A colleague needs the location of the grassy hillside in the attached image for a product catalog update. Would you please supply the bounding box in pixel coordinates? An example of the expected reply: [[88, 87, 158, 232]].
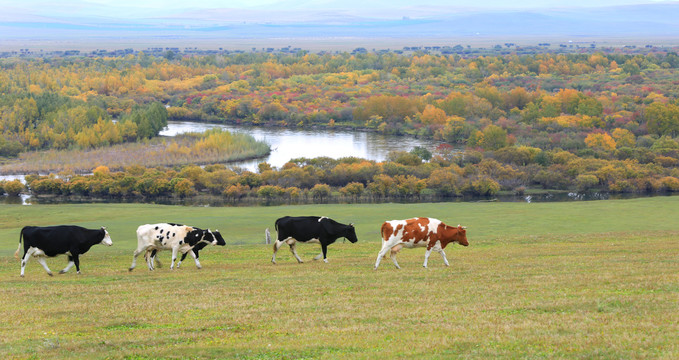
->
[[1, 199, 678, 359]]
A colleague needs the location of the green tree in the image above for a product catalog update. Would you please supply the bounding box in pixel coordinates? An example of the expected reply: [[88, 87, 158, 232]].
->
[[480, 125, 508, 151]]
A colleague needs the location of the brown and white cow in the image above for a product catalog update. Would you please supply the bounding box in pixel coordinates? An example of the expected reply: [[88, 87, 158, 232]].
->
[[374, 217, 468, 269]]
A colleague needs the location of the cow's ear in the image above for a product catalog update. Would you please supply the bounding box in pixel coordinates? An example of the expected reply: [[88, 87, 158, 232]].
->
[[349, 223, 354, 227]]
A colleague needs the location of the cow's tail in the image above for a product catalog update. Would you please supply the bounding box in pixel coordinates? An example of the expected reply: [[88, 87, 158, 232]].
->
[[14, 228, 24, 260], [379, 223, 391, 259]]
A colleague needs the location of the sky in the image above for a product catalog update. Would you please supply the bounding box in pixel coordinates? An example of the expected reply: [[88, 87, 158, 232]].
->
[[2, 0, 672, 21]]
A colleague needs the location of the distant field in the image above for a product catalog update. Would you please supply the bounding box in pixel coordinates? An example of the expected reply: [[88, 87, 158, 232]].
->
[[1, 199, 678, 359]]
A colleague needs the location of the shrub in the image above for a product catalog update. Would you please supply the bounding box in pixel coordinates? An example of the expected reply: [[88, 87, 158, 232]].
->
[[310, 184, 331, 201], [575, 174, 599, 192], [3, 180, 25, 196]]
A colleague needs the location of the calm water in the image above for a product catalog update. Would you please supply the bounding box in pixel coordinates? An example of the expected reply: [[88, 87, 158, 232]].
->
[[160, 121, 439, 170]]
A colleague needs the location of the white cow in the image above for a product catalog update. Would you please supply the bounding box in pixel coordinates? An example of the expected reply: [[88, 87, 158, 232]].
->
[[129, 223, 210, 271]]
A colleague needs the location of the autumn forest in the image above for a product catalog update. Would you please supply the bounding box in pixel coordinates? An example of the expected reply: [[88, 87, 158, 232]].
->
[[2, 46, 679, 202]]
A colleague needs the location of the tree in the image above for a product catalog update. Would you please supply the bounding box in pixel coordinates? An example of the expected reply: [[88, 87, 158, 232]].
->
[[3, 180, 24, 196], [611, 128, 636, 148], [310, 183, 331, 201], [585, 132, 616, 151], [410, 146, 432, 161], [339, 182, 364, 200], [645, 102, 679, 136], [479, 125, 508, 151]]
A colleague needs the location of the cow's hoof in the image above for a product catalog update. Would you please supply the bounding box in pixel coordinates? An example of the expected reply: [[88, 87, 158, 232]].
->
[[323, 259, 328, 263], [59, 270, 66, 274], [20, 274, 24, 277], [128, 268, 134, 272], [76, 271, 81, 275], [271, 260, 276, 264], [47, 272, 53, 276]]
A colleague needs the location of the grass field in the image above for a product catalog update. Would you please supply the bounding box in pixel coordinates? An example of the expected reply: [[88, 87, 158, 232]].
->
[[1, 198, 678, 359]]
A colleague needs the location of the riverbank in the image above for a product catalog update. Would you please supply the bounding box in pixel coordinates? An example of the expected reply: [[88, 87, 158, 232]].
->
[[0, 129, 270, 175]]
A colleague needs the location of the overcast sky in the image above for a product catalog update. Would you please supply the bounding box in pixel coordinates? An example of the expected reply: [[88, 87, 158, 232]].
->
[[3, 0, 672, 20]]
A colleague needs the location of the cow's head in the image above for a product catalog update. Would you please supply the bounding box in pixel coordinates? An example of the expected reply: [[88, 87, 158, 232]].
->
[[100, 227, 113, 246], [211, 230, 226, 246], [456, 225, 468, 246], [203, 229, 226, 246], [344, 223, 359, 243]]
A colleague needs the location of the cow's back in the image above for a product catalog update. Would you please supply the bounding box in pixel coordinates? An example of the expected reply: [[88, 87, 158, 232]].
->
[[21, 225, 85, 256], [381, 217, 442, 247], [275, 216, 323, 241]]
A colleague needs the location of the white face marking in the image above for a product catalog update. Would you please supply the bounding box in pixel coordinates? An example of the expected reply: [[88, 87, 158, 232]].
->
[[101, 230, 113, 246]]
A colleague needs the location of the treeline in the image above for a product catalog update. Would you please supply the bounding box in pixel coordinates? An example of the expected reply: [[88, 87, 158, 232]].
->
[[3, 49, 679, 201], [3, 50, 679, 158], [0, 93, 167, 155], [7, 141, 679, 202]]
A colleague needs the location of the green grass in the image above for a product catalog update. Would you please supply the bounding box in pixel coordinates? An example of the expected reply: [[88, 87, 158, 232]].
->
[[1, 198, 678, 359]]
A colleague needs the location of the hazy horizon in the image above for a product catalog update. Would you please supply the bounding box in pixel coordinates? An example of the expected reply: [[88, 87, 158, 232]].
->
[[2, 0, 678, 51]]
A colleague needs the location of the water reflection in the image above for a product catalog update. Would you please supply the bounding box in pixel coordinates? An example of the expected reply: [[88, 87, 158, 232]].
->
[[160, 121, 438, 170]]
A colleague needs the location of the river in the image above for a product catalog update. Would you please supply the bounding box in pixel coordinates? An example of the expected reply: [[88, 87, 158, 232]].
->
[[159, 121, 440, 170]]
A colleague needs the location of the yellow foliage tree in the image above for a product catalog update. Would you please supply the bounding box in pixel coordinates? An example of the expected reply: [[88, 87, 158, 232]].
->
[[585, 132, 616, 151], [611, 128, 636, 147]]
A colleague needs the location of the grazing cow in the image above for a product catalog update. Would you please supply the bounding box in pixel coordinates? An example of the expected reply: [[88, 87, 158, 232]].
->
[[145, 227, 226, 270], [129, 223, 224, 271], [268, 216, 358, 264], [14, 225, 113, 277], [374, 217, 468, 270]]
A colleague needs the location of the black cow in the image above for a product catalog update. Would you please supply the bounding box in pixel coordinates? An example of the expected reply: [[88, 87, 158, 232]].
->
[[15, 225, 113, 277], [268, 216, 358, 264], [142, 226, 226, 270]]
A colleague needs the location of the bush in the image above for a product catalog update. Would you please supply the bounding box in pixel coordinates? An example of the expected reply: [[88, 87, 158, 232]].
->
[[575, 174, 599, 192], [660, 176, 679, 192], [3, 180, 25, 196], [310, 184, 331, 201]]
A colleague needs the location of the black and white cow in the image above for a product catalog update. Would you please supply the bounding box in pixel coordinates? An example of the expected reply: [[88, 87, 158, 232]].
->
[[129, 223, 225, 271], [14, 225, 113, 277], [145, 226, 226, 270], [268, 216, 358, 264]]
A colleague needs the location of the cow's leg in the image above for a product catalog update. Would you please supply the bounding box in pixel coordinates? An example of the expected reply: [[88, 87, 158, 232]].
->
[[144, 250, 156, 270], [271, 240, 284, 264], [187, 250, 202, 269], [289, 241, 304, 263], [389, 245, 403, 269], [176, 252, 186, 268], [319, 243, 329, 263], [130, 248, 144, 271], [20, 248, 34, 277], [438, 249, 450, 266], [72, 254, 81, 274], [423, 248, 434, 268], [374, 242, 396, 270], [170, 246, 179, 269], [36, 257, 53, 276], [60, 255, 75, 274]]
